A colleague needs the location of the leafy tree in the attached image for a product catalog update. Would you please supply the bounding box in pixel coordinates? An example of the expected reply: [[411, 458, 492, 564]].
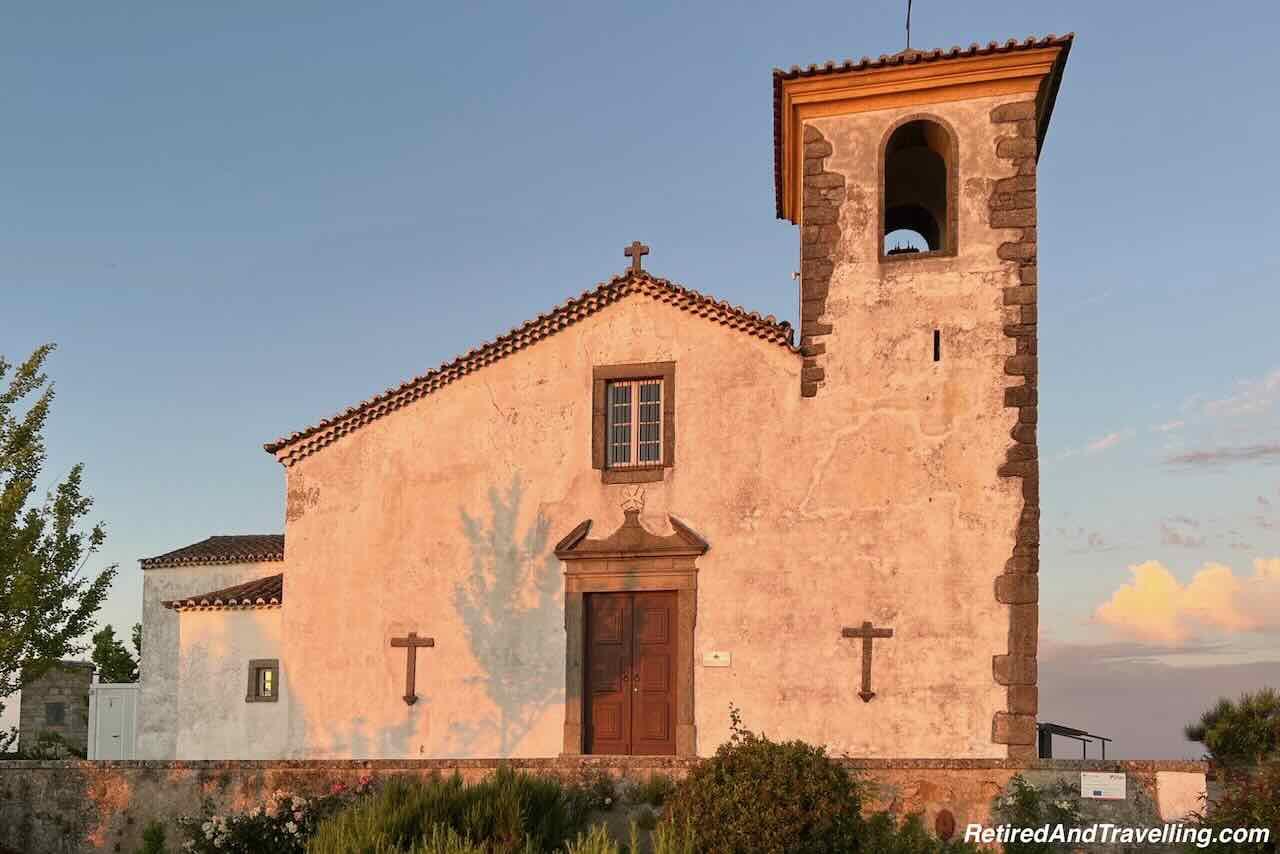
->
[[1185, 687, 1280, 767], [1186, 763, 1280, 853], [0, 344, 117, 751], [92, 623, 138, 683]]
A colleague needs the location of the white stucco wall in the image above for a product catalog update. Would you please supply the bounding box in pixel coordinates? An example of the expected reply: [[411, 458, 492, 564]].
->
[[175, 608, 287, 759], [136, 561, 283, 759]]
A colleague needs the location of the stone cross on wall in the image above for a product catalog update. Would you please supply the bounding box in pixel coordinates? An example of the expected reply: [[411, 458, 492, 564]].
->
[[624, 241, 649, 273], [841, 621, 894, 702], [390, 631, 435, 706]]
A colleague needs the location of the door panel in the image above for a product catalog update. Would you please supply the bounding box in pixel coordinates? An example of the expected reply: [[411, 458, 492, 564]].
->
[[631, 592, 677, 755], [585, 591, 678, 756], [586, 594, 631, 755]]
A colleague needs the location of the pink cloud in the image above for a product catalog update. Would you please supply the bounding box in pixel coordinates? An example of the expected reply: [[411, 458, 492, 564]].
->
[[1086, 429, 1134, 454], [1094, 558, 1280, 644], [1202, 368, 1280, 418]]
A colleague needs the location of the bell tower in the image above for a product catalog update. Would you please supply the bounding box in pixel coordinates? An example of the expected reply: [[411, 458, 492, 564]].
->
[[773, 36, 1071, 759]]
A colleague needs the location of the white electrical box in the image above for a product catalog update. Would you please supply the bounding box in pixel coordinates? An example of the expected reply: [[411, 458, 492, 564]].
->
[[88, 682, 139, 760]]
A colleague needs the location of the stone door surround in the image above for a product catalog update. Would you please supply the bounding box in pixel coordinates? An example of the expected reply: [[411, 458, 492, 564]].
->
[[554, 509, 708, 757]]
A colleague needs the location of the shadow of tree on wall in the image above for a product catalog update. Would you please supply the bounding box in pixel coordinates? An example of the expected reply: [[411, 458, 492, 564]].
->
[[450, 475, 564, 756]]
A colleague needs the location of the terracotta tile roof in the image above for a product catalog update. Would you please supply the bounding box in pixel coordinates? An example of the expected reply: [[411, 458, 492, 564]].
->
[[162, 573, 283, 611], [772, 33, 1075, 218], [264, 270, 797, 467], [141, 535, 285, 569]]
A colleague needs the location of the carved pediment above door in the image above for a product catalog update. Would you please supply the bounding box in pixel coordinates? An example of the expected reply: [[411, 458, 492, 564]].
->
[[554, 510, 708, 562]]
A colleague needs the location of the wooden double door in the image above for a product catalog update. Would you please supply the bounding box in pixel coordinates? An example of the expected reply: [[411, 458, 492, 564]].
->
[[585, 591, 677, 755]]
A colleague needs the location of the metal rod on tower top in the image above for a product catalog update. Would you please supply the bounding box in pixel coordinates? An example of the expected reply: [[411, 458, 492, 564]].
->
[[906, 0, 913, 50]]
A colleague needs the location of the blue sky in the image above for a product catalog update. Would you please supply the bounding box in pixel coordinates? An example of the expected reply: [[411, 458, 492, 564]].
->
[[3, 1, 1278, 755]]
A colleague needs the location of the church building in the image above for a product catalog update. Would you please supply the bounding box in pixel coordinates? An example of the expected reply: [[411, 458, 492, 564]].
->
[[136, 34, 1071, 761]]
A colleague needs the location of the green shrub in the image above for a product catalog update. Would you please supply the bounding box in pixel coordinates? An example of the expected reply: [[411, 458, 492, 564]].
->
[[406, 825, 537, 854], [991, 775, 1082, 854], [18, 730, 86, 759], [649, 819, 696, 854], [856, 812, 982, 854], [571, 769, 618, 813], [663, 705, 861, 854], [563, 825, 617, 854], [307, 768, 585, 854], [622, 774, 676, 808], [1185, 764, 1280, 853], [136, 820, 167, 854]]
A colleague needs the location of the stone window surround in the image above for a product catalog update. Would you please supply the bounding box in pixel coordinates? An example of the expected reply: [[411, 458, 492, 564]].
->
[[245, 659, 279, 703], [591, 362, 675, 484], [878, 112, 961, 264]]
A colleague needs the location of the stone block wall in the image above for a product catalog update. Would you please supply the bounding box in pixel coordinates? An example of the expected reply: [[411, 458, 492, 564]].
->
[[18, 662, 95, 756], [0, 757, 1206, 853]]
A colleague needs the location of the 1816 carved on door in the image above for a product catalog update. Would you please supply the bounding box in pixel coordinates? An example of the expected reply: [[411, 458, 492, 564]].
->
[[585, 591, 677, 755]]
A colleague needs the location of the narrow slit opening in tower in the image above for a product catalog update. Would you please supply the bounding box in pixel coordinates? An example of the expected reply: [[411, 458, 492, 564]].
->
[[933, 329, 941, 362], [883, 119, 951, 255]]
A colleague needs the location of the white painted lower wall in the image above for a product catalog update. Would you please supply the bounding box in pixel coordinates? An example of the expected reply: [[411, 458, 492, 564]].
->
[[175, 609, 288, 759], [136, 560, 282, 759]]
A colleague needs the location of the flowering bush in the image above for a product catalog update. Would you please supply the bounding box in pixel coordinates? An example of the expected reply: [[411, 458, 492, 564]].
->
[[178, 775, 374, 854], [569, 768, 617, 813]]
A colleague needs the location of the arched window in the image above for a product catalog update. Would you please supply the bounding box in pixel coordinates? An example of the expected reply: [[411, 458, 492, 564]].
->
[[882, 119, 954, 257]]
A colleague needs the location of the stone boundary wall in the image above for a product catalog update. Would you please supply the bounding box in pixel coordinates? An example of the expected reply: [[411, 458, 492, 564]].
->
[[0, 758, 1207, 854]]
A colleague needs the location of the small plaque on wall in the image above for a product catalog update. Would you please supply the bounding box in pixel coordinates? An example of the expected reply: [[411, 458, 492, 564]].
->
[[1080, 772, 1126, 800], [702, 651, 731, 667]]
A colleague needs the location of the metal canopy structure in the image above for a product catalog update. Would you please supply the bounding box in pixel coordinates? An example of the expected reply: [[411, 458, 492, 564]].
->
[[1037, 722, 1113, 759]]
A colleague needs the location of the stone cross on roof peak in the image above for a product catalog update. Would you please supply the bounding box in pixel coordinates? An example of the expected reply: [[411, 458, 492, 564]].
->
[[624, 241, 649, 273]]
